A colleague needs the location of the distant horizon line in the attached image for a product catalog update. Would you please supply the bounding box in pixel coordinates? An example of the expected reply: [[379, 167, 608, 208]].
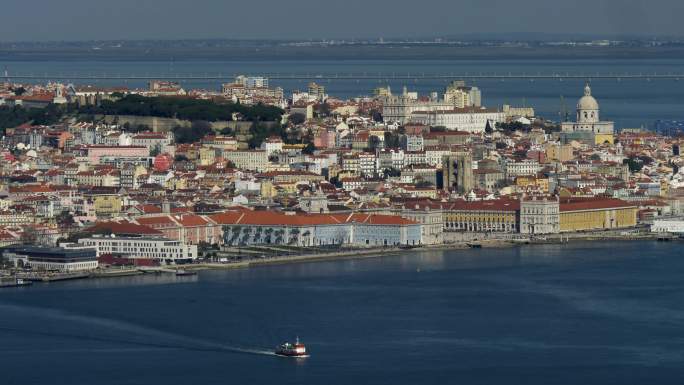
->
[[2, 33, 684, 45]]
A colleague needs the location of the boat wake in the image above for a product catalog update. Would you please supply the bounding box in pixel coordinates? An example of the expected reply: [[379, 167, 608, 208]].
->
[[0, 302, 274, 357]]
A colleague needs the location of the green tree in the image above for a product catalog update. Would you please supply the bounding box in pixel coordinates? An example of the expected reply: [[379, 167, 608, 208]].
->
[[366, 135, 382, 151], [288, 113, 306, 125], [55, 210, 75, 227], [302, 141, 316, 155], [382, 167, 401, 178], [172, 121, 212, 144], [384, 131, 401, 149], [150, 144, 162, 157], [317, 103, 331, 117], [624, 157, 644, 173]]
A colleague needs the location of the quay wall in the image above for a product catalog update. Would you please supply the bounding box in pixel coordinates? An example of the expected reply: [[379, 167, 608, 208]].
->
[[94, 115, 271, 133]]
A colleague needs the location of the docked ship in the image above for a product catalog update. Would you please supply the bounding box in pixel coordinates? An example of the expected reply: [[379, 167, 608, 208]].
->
[[275, 337, 308, 357]]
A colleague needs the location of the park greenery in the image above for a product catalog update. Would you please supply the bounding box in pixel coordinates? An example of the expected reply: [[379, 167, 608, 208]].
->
[[79, 95, 283, 122], [0, 96, 284, 136], [0, 105, 65, 135]]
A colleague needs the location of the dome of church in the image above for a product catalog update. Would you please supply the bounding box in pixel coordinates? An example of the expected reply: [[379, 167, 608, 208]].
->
[[577, 83, 599, 110]]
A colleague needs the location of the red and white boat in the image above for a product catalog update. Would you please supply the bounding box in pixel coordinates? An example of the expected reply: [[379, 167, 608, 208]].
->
[[275, 337, 308, 357]]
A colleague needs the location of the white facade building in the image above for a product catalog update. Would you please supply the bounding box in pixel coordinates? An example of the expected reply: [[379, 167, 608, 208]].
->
[[402, 135, 424, 152], [78, 236, 198, 261], [520, 197, 560, 234], [224, 150, 269, 171], [504, 159, 541, 179], [410, 108, 505, 133], [652, 219, 684, 234]]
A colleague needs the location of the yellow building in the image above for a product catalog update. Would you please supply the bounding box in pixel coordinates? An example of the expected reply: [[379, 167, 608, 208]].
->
[[515, 176, 550, 193], [199, 147, 217, 166], [165, 176, 188, 191], [545, 143, 574, 162], [260, 171, 325, 184], [399, 186, 438, 199], [594, 133, 614, 145], [90, 195, 122, 218], [260, 180, 276, 199], [559, 198, 637, 232]]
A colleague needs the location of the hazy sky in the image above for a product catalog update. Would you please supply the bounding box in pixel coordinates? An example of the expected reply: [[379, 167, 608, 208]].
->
[[1, 0, 682, 41]]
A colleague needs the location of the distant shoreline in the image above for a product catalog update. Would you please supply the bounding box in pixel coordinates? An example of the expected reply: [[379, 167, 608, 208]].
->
[[186, 232, 672, 271], [5, 234, 675, 286], [3, 46, 684, 62]]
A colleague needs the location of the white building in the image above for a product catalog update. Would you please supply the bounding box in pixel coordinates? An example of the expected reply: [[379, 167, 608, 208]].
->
[[402, 135, 424, 152], [520, 196, 560, 234], [261, 137, 284, 156], [504, 159, 541, 179], [224, 150, 269, 171], [130, 133, 173, 151], [424, 147, 452, 167], [377, 149, 405, 171], [410, 108, 505, 133], [215, 211, 422, 247], [381, 84, 483, 124], [235, 75, 269, 88], [358, 152, 378, 176], [404, 151, 427, 166], [78, 235, 197, 261], [652, 219, 684, 234], [561, 84, 614, 134]]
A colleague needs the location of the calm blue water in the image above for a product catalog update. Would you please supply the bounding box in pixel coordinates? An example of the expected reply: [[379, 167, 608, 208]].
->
[[2, 241, 684, 384], [3, 58, 684, 128]]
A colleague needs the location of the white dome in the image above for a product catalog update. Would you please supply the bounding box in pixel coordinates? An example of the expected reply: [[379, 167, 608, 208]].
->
[[577, 95, 599, 110], [577, 84, 599, 110]]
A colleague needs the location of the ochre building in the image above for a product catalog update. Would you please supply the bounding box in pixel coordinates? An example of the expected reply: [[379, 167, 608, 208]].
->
[[559, 198, 637, 232]]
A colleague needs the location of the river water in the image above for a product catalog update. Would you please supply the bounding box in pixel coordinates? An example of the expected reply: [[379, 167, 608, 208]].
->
[[4, 58, 684, 129], [1, 241, 684, 384]]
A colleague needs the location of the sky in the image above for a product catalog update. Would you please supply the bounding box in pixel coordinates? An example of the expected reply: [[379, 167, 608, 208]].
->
[[1, 0, 682, 41]]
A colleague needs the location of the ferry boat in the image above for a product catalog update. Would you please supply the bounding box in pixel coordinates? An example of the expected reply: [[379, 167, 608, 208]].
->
[[275, 337, 308, 357], [175, 269, 197, 276]]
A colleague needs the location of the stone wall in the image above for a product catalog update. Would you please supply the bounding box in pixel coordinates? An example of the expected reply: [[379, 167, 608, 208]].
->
[[95, 115, 267, 133]]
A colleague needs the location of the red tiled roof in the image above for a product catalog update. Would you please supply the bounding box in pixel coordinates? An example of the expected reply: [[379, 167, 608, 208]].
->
[[136, 216, 177, 228], [135, 204, 163, 214], [174, 214, 209, 227], [443, 199, 520, 212], [208, 209, 417, 227], [87, 221, 162, 236]]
